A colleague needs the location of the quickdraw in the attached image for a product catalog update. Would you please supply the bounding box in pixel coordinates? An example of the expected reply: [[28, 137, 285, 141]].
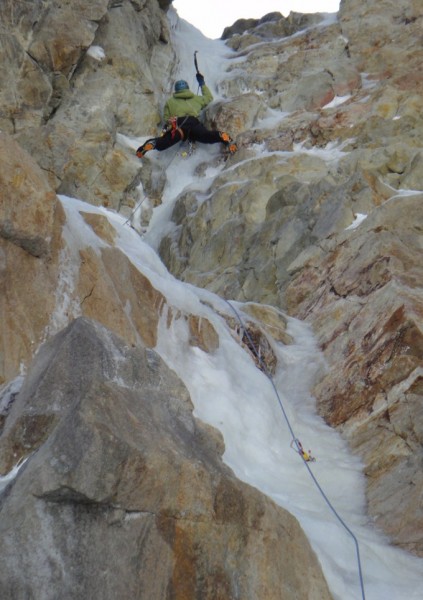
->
[[290, 438, 316, 462]]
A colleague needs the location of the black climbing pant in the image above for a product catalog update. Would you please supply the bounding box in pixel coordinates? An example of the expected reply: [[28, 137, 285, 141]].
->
[[154, 116, 222, 151]]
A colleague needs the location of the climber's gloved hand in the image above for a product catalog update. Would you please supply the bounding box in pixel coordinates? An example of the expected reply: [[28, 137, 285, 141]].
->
[[196, 72, 205, 86]]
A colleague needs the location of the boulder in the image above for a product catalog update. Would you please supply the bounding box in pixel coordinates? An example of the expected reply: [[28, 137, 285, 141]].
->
[[0, 318, 332, 600], [205, 93, 266, 138]]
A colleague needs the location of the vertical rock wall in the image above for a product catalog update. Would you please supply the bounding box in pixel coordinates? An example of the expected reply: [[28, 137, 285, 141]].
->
[[0, 0, 175, 209]]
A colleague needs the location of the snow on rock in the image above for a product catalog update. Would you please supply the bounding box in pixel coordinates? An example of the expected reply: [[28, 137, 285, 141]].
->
[[87, 45, 106, 61]]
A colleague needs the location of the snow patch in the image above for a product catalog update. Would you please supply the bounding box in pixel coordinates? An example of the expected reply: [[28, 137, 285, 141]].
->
[[345, 213, 367, 230], [293, 139, 348, 161], [322, 94, 351, 109], [87, 45, 106, 61], [0, 375, 24, 415], [0, 456, 29, 494]]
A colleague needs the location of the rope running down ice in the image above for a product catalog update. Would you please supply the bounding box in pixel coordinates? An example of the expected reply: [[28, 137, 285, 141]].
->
[[123, 195, 146, 227], [224, 299, 366, 600]]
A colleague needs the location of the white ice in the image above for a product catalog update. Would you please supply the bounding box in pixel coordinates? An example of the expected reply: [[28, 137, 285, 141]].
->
[[0, 456, 28, 494], [57, 188, 423, 600], [323, 94, 352, 109], [345, 212, 367, 230], [86, 45, 106, 61]]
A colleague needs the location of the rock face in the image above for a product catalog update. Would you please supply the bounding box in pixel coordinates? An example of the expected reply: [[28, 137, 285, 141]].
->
[[0, 133, 57, 258], [285, 191, 423, 556], [0, 83, 327, 595], [0, 318, 331, 600], [0, 129, 220, 385], [1, 0, 423, 594], [0, 0, 174, 210], [157, 1, 423, 557], [162, 5, 422, 303], [221, 11, 323, 42]]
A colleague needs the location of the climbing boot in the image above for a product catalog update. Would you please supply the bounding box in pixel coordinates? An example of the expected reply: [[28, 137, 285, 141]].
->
[[136, 139, 156, 158], [219, 131, 238, 154]]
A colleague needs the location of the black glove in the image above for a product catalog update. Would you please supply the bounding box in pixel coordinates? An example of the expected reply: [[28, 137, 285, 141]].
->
[[196, 72, 205, 86]]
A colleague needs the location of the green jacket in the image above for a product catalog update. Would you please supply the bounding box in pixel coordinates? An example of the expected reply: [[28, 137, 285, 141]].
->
[[163, 85, 213, 121]]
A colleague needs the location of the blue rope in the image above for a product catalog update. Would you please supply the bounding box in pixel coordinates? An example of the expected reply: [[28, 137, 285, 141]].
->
[[225, 300, 366, 600]]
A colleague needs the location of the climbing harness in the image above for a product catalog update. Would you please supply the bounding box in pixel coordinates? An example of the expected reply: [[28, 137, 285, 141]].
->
[[167, 116, 186, 141], [224, 299, 366, 600]]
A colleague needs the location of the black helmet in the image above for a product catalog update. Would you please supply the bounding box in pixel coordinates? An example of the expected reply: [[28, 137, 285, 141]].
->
[[174, 80, 189, 92]]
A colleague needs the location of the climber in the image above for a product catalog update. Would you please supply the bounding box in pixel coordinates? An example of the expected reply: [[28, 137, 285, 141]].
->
[[136, 73, 237, 158], [290, 439, 316, 462]]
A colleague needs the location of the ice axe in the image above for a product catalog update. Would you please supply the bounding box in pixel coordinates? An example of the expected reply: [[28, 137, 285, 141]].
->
[[193, 51, 205, 90], [194, 50, 200, 75]]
